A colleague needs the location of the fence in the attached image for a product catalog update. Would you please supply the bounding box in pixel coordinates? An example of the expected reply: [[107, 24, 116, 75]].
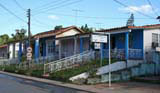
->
[[0, 58, 19, 66], [96, 49, 143, 60], [44, 50, 95, 74]]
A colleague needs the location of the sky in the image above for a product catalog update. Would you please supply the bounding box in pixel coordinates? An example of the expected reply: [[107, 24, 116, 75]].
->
[[0, 0, 160, 36]]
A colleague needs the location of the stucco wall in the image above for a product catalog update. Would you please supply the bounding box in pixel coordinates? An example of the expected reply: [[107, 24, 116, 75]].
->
[[143, 28, 160, 51], [9, 42, 24, 59], [56, 29, 80, 38], [9, 44, 13, 59]]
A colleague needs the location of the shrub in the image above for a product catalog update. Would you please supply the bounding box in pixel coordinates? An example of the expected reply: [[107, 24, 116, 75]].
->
[[31, 70, 43, 78], [16, 69, 28, 75], [4, 65, 17, 73]]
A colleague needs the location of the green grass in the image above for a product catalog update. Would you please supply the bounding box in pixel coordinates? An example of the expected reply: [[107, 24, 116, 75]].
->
[[49, 58, 117, 82], [0, 58, 118, 83]]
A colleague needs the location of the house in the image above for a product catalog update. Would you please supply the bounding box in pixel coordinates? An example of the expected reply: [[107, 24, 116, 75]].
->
[[0, 44, 8, 59], [1, 24, 160, 63], [0, 40, 26, 63], [33, 26, 89, 61], [98, 24, 160, 61]]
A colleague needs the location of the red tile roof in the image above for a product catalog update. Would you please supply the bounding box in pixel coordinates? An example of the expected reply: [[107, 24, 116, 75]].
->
[[98, 24, 160, 32], [34, 26, 84, 39]]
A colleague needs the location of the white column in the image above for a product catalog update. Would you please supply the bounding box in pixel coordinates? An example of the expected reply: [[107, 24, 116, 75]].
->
[[74, 37, 77, 55], [59, 40, 61, 59]]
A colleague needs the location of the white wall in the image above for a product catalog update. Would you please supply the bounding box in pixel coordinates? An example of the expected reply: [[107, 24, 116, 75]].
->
[[9, 44, 13, 59], [143, 28, 160, 51], [56, 29, 80, 38], [9, 42, 24, 59]]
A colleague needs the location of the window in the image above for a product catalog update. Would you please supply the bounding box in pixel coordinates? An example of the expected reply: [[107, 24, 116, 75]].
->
[[47, 40, 55, 55], [152, 33, 158, 43]]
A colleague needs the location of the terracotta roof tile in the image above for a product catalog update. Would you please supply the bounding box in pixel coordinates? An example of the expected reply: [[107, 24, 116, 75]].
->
[[34, 26, 84, 39], [98, 24, 160, 32]]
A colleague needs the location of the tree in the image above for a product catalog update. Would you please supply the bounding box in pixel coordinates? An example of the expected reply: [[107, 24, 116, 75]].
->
[[11, 28, 27, 41], [0, 34, 9, 45], [80, 24, 93, 33], [54, 25, 63, 30]]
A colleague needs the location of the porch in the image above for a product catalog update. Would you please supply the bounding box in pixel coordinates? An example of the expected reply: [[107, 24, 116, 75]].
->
[[33, 28, 144, 63], [97, 29, 144, 60], [33, 34, 91, 63]]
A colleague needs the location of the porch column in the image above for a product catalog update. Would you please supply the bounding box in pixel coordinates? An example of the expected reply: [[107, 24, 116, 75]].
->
[[13, 43, 15, 59], [42, 39, 46, 57], [74, 37, 77, 55], [35, 39, 39, 61], [100, 43, 104, 59], [80, 37, 83, 53], [100, 43, 104, 66], [125, 32, 129, 60], [59, 40, 61, 59], [18, 42, 22, 62]]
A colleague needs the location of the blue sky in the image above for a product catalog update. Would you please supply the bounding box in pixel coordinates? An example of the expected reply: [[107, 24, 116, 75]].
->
[[0, 0, 160, 36]]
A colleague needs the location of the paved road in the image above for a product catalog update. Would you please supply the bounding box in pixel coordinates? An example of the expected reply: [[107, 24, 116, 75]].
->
[[0, 74, 89, 93]]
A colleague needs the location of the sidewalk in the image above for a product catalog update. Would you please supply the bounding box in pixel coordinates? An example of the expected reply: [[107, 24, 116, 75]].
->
[[0, 71, 160, 93]]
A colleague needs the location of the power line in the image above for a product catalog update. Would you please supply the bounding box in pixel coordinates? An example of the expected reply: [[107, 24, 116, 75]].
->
[[33, 0, 83, 16], [44, 12, 155, 20], [13, 0, 26, 11], [113, 0, 155, 19], [146, 0, 159, 16], [32, 15, 53, 28], [0, 2, 26, 23], [33, 0, 65, 12]]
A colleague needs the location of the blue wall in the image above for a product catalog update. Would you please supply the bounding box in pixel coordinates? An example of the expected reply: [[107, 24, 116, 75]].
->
[[131, 29, 143, 49], [115, 34, 125, 49], [40, 36, 56, 57]]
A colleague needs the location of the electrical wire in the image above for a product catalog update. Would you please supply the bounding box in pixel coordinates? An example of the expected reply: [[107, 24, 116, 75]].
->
[[113, 0, 155, 19], [33, 0, 83, 16], [43, 12, 155, 20], [13, 0, 26, 11], [146, 0, 159, 16], [33, 0, 65, 12], [0, 2, 27, 23], [33, 0, 73, 15], [32, 15, 53, 28]]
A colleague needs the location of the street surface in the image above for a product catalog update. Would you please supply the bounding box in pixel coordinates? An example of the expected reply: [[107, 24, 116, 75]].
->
[[0, 73, 160, 93], [0, 74, 89, 93]]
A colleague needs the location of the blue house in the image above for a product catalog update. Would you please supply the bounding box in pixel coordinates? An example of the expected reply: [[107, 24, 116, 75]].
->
[[32, 24, 160, 62], [33, 26, 86, 62], [98, 24, 160, 61]]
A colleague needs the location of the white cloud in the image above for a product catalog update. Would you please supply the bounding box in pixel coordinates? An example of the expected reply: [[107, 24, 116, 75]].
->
[[119, 4, 154, 14], [48, 15, 59, 20]]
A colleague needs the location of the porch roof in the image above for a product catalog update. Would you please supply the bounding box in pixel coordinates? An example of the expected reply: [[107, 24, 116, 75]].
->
[[55, 33, 91, 40], [34, 26, 84, 39], [98, 24, 160, 33], [0, 44, 7, 48]]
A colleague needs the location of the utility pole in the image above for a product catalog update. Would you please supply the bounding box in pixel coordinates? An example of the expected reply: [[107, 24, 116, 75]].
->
[[27, 9, 32, 68], [72, 9, 83, 26], [27, 9, 31, 47]]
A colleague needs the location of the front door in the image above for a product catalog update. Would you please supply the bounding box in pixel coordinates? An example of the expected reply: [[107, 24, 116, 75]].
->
[[46, 40, 55, 56]]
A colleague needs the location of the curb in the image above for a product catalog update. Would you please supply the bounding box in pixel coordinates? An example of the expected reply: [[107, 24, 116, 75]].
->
[[0, 71, 98, 93]]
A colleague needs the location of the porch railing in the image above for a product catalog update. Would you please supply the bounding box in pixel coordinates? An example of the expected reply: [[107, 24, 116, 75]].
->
[[0, 58, 19, 66], [101, 49, 125, 60], [44, 50, 95, 74], [97, 49, 143, 60], [129, 49, 143, 59]]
